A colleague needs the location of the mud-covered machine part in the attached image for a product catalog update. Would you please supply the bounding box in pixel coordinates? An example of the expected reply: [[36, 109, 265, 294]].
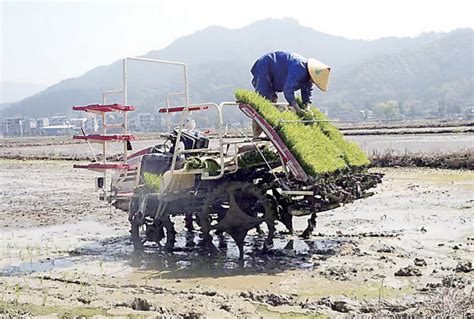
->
[[126, 135, 283, 259], [111, 103, 383, 259], [71, 57, 382, 259]]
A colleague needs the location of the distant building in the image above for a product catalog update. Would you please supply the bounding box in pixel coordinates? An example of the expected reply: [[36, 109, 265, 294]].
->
[[137, 113, 153, 132], [127, 118, 137, 132], [36, 118, 49, 129], [69, 118, 87, 129], [159, 114, 172, 132], [359, 109, 374, 120], [40, 125, 74, 136], [3, 117, 36, 137], [48, 115, 69, 126], [84, 116, 99, 133], [96, 116, 103, 130]]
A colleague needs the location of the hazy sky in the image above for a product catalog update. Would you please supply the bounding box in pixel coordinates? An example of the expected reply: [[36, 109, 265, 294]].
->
[[1, 0, 473, 87]]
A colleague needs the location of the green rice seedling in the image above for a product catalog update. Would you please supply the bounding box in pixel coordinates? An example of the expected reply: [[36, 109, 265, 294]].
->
[[296, 97, 370, 167], [204, 158, 220, 175], [77, 272, 87, 293], [185, 157, 205, 170], [185, 157, 220, 175], [26, 244, 32, 257], [238, 145, 279, 168], [61, 271, 70, 288], [42, 291, 48, 306], [143, 172, 163, 192], [235, 89, 288, 126], [235, 89, 348, 176], [22, 278, 29, 290], [14, 283, 20, 304]]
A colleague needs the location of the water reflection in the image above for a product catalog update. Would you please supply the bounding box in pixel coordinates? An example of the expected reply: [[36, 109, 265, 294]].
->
[[0, 231, 348, 278], [127, 231, 344, 279]]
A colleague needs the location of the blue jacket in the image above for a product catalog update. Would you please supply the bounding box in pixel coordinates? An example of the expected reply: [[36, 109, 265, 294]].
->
[[251, 51, 313, 106]]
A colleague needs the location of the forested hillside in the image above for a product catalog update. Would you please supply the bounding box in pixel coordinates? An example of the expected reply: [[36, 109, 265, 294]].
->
[[1, 19, 471, 121]]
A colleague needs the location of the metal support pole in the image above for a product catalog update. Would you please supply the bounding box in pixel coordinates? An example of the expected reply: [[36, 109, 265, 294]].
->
[[102, 89, 123, 106], [123, 58, 128, 162], [126, 56, 189, 106], [101, 110, 107, 198], [166, 97, 171, 132], [169, 103, 224, 180], [123, 58, 128, 106], [183, 65, 189, 106]]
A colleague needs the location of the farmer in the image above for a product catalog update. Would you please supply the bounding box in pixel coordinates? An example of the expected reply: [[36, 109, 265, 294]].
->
[[251, 51, 331, 112]]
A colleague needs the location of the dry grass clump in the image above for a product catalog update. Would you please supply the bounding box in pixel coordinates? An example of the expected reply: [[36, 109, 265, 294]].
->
[[416, 286, 473, 317]]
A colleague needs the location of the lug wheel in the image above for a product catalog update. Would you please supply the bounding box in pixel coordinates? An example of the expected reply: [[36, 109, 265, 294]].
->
[[201, 182, 278, 259]]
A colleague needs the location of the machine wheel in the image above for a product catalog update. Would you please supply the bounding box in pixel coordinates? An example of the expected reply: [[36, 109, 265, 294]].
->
[[130, 214, 144, 250], [129, 194, 176, 251], [128, 196, 143, 250], [145, 220, 165, 243], [201, 181, 278, 259], [300, 213, 317, 239]]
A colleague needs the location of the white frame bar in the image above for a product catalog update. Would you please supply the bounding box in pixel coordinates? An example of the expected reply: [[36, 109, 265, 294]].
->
[[170, 102, 224, 180], [124, 57, 189, 106], [168, 101, 282, 181]]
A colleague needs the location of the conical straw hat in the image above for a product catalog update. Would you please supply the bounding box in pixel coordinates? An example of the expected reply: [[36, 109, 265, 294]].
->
[[307, 58, 331, 91]]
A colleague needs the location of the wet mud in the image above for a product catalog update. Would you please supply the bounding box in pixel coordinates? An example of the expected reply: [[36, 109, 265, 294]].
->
[[0, 160, 473, 317]]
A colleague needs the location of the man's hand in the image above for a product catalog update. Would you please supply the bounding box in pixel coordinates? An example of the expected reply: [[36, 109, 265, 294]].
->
[[290, 103, 304, 114]]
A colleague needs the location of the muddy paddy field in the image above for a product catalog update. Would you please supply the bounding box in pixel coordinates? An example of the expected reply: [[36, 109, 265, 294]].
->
[[0, 135, 473, 318]]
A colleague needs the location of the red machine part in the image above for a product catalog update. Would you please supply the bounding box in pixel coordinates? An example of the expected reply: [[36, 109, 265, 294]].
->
[[73, 103, 135, 113], [73, 134, 135, 143], [128, 148, 150, 160], [73, 163, 136, 171], [158, 105, 209, 113]]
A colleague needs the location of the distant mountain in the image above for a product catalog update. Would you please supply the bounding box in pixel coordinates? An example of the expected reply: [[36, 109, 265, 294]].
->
[[1, 18, 472, 121], [320, 28, 474, 119], [0, 81, 47, 104]]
